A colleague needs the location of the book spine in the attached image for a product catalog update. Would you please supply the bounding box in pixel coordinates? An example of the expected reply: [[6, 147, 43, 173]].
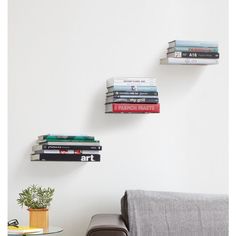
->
[[34, 150, 99, 154], [31, 153, 101, 162], [109, 103, 160, 113], [38, 135, 95, 141], [168, 52, 219, 58], [168, 47, 218, 53], [110, 85, 157, 92], [41, 136, 95, 142], [107, 91, 158, 96], [39, 141, 100, 146], [38, 139, 99, 144], [106, 98, 159, 104], [169, 40, 218, 48], [32, 145, 102, 151], [109, 95, 158, 99], [107, 79, 156, 87]]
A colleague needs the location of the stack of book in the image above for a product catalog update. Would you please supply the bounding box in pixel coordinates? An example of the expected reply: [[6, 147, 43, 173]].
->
[[105, 77, 160, 113], [160, 40, 219, 65], [31, 134, 102, 162]]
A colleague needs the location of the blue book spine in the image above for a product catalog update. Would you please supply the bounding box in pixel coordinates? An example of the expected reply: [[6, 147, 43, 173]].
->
[[111, 85, 157, 92], [173, 46, 218, 52], [170, 40, 218, 48]]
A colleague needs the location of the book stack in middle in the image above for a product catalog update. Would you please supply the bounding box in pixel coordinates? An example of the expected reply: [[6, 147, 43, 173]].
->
[[31, 134, 102, 162], [105, 77, 160, 113]]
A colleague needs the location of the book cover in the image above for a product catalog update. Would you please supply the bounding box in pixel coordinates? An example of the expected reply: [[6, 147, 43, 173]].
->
[[38, 134, 95, 142], [105, 97, 159, 104], [168, 40, 218, 48], [105, 103, 160, 113], [31, 153, 101, 162], [32, 144, 102, 152], [160, 58, 218, 65], [8, 226, 43, 234], [167, 51, 219, 58], [106, 77, 157, 87], [167, 46, 218, 53], [107, 85, 157, 93]]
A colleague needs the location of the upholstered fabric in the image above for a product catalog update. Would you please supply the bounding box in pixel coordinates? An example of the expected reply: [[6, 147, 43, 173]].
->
[[121, 190, 228, 236]]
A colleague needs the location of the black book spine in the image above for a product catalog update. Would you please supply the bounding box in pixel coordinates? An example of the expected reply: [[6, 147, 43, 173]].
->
[[181, 52, 219, 58], [111, 98, 159, 103], [107, 91, 158, 96], [40, 145, 102, 150], [31, 153, 101, 162]]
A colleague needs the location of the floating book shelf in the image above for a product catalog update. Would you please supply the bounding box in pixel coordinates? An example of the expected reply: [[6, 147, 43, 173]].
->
[[160, 40, 219, 65], [31, 134, 102, 162], [105, 77, 160, 114]]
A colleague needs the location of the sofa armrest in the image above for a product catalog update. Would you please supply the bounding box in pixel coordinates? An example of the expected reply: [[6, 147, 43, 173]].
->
[[86, 214, 129, 236]]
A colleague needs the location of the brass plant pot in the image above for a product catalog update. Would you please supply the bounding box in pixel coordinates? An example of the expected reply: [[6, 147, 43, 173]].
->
[[28, 208, 49, 229]]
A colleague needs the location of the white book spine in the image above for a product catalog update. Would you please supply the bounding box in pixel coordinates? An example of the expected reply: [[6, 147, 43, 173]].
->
[[106, 77, 157, 87]]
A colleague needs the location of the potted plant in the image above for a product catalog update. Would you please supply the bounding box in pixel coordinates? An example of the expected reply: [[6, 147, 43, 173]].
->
[[17, 185, 55, 229]]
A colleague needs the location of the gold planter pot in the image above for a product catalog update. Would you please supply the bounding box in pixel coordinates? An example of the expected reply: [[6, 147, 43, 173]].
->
[[28, 208, 49, 229]]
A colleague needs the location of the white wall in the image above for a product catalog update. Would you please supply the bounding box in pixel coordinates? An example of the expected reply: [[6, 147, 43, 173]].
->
[[8, 0, 228, 235]]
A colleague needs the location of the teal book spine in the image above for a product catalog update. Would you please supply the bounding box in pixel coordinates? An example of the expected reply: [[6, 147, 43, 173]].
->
[[172, 46, 218, 52], [111, 85, 157, 92], [39, 135, 95, 142]]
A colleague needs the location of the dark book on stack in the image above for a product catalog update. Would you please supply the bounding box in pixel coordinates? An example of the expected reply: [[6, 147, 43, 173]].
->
[[31, 134, 102, 162], [160, 40, 219, 65], [105, 77, 160, 113]]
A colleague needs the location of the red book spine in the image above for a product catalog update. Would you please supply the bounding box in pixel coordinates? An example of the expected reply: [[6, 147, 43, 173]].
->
[[112, 103, 160, 113]]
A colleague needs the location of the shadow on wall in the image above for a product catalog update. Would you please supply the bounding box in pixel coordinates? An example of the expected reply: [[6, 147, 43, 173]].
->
[[84, 84, 145, 133], [13, 142, 86, 179], [149, 53, 207, 101]]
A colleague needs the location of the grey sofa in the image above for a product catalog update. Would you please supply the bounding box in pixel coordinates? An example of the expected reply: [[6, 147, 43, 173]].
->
[[86, 190, 228, 236]]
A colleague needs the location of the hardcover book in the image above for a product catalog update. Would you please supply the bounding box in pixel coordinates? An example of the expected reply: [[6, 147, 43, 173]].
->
[[105, 103, 160, 113], [168, 40, 218, 48], [37, 141, 100, 146], [106, 77, 157, 87], [167, 46, 218, 53], [32, 144, 102, 152], [107, 85, 157, 93], [31, 153, 101, 162], [167, 51, 219, 59], [34, 150, 99, 154], [105, 97, 159, 104], [38, 134, 95, 142], [106, 91, 158, 96]]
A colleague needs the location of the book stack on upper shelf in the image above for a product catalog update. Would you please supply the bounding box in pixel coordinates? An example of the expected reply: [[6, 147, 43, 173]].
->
[[160, 40, 219, 65], [105, 77, 160, 113], [31, 134, 102, 162]]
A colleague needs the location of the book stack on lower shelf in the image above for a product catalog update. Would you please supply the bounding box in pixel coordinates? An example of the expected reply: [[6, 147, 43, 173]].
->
[[105, 77, 160, 113], [31, 134, 102, 162], [160, 40, 219, 65]]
